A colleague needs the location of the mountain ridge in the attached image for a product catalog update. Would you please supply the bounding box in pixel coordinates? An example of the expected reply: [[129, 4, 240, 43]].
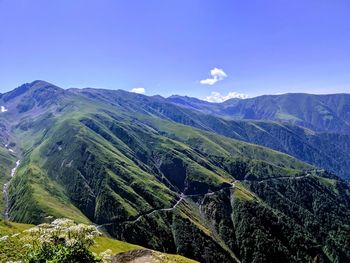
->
[[168, 92, 350, 134], [1, 80, 350, 262]]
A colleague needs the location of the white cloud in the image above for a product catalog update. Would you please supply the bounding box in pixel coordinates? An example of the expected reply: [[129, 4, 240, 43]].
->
[[130, 87, 145, 94], [1, 106, 8, 112], [200, 67, 227, 85], [205, 91, 249, 103]]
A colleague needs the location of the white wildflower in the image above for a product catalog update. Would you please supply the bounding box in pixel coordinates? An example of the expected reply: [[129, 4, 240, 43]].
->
[[19, 217, 101, 256], [23, 243, 33, 249], [37, 223, 52, 229], [51, 218, 75, 227], [66, 238, 78, 246], [24, 226, 40, 235], [0, 235, 9, 241], [99, 249, 113, 263]]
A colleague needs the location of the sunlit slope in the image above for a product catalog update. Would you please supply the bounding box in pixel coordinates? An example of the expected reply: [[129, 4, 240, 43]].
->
[[74, 88, 350, 179], [1, 81, 350, 262], [0, 219, 198, 263], [111, 171, 350, 263], [8, 102, 310, 224]]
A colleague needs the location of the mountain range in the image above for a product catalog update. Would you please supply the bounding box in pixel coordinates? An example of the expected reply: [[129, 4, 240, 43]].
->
[[169, 93, 350, 133], [1, 80, 350, 262]]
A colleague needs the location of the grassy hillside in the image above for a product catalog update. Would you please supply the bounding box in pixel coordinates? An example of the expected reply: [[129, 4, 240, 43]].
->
[[108, 170, 350, 263], [168, 93, 350, 134], [0, 219, 197, 262], [8, 99, 311, 224], [1, 81, 350, 262], [0, 147, 15, 212], [74, 88, 350, 179]]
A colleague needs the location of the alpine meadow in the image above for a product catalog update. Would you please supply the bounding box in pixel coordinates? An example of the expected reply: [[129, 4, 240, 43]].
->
[[1, 81, 350, 262], [1, 1, 350, 262]]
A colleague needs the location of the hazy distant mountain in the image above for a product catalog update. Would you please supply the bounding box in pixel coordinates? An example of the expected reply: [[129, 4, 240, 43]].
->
[[168, 93, 350, 134], [1, 81, 350, 262]]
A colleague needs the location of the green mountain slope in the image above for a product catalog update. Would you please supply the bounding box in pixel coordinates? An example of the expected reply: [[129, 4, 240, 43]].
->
[[0, 81, 350, 262], [72, 88, 350, 179], [0, 219, 197, 263], [168, 93, 350, 134], [0, 146, 16, 213]]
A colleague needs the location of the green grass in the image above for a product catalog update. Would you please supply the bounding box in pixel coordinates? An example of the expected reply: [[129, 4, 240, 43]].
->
[[152, 252, 199, 263], [93, 236, 199, 262], [233, 185, 256, 202], [0, 220, 33, 261], [316, 176, 337, 187], [276, 112, 302, 122], [31, 182, 90, 224], [8, 163, 90, 224], [0, 147, 16, 212], [7, 85, 313, 226], [142, 114, 311, 171], [7, 95, 313, 234], [91, 236, 142, 254], [2, 81, 350, 262], [176, 200, 212, 236], [0, 220, 198, 262]]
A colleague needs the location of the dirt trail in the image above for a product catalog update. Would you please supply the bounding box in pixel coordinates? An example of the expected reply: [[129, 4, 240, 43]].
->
[[97, 183, 236, 229], [112, 249, 154, 263], [98, 173, 310, 229]]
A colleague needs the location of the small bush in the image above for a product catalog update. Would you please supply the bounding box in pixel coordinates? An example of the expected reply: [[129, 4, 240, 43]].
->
[[21, 218, 102, 262]]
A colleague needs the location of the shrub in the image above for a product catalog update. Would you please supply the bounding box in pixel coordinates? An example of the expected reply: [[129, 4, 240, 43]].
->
[[20, 218, 103, 262]]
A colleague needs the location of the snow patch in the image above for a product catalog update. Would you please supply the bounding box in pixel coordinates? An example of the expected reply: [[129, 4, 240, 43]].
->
[[0, 106, 8, 112], [11, 160, 20, 177]]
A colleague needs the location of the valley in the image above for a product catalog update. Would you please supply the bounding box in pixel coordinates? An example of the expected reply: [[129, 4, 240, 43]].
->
[[0, 81, 350, 262], [2, 159, 20, 220]]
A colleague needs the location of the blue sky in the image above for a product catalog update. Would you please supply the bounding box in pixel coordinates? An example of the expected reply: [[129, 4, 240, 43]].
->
[[0, 0, 349, 101]]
